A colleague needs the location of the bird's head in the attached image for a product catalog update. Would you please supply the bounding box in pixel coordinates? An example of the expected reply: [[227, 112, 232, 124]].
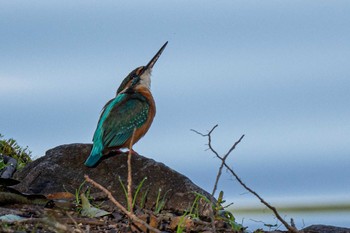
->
[[117, 41, 168, 94]]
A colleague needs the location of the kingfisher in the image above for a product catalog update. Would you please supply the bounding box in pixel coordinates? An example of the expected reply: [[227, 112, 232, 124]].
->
[[84, 42, 168, 167]]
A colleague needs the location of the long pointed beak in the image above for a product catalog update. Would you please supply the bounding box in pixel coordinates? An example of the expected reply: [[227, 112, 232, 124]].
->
[[145, 41, 168, 70]]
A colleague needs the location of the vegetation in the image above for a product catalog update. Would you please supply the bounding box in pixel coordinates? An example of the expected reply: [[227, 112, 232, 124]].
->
[[0, 128, 301, 232], [82, 128, 248, 233], [118, 176, 148, 211], [154, 188, 170, 214], [0, 134, 32, 170]]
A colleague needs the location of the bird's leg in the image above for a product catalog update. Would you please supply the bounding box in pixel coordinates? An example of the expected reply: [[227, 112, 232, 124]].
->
[[105, 148, 123, 156], [128, 149, 139, 156]]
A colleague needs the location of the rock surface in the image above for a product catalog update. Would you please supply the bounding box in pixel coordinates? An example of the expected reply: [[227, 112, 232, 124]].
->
[[14, 143, 213, 215], [302, 224, 350, 233]]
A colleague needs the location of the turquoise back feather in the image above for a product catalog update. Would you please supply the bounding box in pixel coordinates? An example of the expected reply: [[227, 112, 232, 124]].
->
[[84, 94, 125, 167], [84, 93, 149, 167]]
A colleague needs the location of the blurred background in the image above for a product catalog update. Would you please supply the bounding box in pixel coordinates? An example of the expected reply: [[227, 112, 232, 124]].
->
[[1, 1, 350, 230]]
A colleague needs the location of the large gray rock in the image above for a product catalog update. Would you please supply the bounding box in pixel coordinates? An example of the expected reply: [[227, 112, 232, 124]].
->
[[302, 225, 350, 233], [14, 144, 213, 215]]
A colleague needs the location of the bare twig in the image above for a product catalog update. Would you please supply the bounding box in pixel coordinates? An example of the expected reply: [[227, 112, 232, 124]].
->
[[192, 125, 299, 233], [127, 128, 137, 214], [84, 128, 161, 233], [85, 175, 161, 233], [65, 211, 83, 232], [207, 199, 217, 232], [191, 124, 220, 159], [211, 133, 244, 197], [224, 164, 298, 232], [61, 217, 105, 226], [191, 126, 219, 232], [191, 125, 244, 196]]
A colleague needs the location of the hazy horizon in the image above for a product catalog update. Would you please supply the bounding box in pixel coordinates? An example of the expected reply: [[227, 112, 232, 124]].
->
[[1, 1, 350, 229]]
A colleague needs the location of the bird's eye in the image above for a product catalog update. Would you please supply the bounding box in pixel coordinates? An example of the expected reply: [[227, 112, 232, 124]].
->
[[132, 76, 140, 85]]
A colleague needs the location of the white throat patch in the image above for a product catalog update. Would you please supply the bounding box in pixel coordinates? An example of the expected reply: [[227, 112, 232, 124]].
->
[[139, 69, 151, 89]]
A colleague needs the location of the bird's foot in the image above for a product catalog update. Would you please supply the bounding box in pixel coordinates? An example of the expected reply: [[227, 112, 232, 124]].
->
[[105, 148, 123, 156], [128, 149, 139, 155]]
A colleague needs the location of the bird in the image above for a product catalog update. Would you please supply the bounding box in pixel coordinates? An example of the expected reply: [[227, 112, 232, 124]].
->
[[84, 42, 168, 167]]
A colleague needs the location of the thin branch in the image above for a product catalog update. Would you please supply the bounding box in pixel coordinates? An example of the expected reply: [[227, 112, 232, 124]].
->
[[192, 125, 244, 197], [207, 198, 217, 232], [191, 124, 220, 159], [84, 128, 161, 232], [225, 134, 245, 157], [212, 132, 244, 197], [84, 175, 161, 233], [193, 125, 299, 233], [65, 211, 83, 232], [127, 128, 137, 214], [223, 163, 297, 232]]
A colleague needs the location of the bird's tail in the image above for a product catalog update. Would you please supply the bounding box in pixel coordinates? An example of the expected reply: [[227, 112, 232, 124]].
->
[[84, 143, 103, 167]]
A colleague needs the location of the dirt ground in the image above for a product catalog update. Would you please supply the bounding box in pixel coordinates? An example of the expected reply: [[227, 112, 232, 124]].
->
[[0, 202, 243, 233]]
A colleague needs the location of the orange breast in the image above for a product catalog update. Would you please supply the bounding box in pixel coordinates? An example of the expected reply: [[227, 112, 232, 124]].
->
[[121, 86, 156, 148]]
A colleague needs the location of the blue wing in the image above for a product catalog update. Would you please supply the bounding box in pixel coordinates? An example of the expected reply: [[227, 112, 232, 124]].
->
[[84, 93, 149, 167]]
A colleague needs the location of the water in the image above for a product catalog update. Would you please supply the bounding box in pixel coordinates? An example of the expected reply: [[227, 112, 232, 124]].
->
[[229, 195, 350, 231], [235, 211, 350, 231]]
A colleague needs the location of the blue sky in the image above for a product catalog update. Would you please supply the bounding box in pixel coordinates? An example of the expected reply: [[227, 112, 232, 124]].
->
[[1, 0, 350, 227]]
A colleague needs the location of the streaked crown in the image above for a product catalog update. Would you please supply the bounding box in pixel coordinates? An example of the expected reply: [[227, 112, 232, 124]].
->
[[116, 42, 168, 95]]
